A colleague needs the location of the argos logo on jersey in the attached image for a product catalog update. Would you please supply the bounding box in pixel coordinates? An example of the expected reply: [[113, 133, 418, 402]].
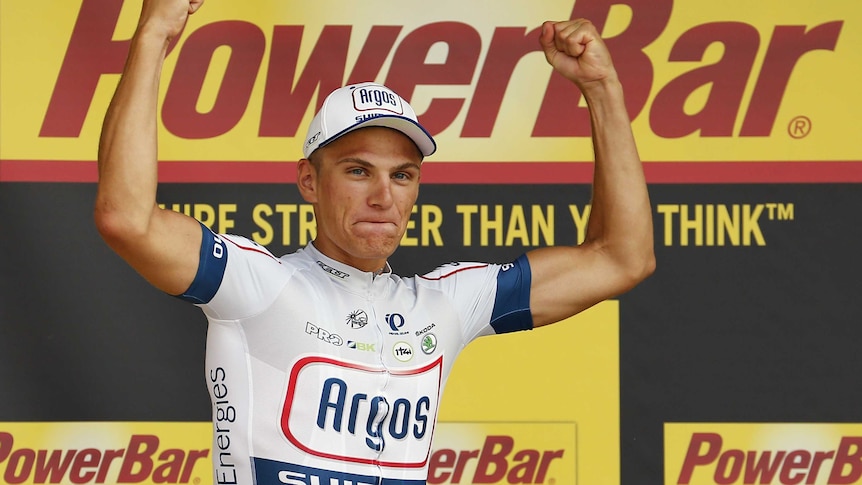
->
[[281, 356, 443, 468]]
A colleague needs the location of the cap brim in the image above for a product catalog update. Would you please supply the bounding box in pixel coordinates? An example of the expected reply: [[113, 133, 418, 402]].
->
[[319, 115, 437, 157]]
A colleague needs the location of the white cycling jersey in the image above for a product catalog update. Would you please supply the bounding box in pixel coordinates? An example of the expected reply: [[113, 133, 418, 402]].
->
[[179, 224, 533, 485]]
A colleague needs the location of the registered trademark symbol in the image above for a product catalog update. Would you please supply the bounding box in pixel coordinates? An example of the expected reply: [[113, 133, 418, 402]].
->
[[787, 116, 811, 139]]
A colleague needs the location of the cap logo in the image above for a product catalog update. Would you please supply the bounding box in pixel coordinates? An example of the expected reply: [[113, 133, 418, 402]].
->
[[352, 87, 404, 115], [306, 131, 321, 148]]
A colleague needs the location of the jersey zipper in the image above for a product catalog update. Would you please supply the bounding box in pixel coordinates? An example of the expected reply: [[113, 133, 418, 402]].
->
[[367, 286, 391, 478]]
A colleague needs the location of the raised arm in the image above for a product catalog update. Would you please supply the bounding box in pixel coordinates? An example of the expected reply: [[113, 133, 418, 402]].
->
[[527, 20, 656, 327], [94, 0, 205, 295]]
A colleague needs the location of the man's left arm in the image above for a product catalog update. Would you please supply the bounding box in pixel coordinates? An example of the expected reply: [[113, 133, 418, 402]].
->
[[526, 19, 656, 327]]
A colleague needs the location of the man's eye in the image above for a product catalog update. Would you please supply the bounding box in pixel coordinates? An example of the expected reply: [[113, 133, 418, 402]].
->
[[349, 168, 365, 175], [394, 172, 415, 181]]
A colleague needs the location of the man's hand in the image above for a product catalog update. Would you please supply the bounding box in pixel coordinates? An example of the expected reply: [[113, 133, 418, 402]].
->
[[539, 19, 618, 93], [138, 0, 203, 41]]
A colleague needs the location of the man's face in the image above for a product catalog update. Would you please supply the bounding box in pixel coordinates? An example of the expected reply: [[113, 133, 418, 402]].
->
[[298, 127, 423, 272]]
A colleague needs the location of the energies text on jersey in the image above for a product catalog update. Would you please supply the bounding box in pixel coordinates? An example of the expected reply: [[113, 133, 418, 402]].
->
[[180, 225, 533, 485]]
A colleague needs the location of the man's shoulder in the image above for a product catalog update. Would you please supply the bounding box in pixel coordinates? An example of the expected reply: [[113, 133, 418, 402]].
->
[[415, 261, 494, 282], [218, 234, 312, 272], [220, 233, 278, 258]]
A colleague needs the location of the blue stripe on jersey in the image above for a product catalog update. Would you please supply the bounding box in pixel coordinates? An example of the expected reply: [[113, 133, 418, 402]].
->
[[489, 253, 533, 333], [253, 458, 427, 484], [175, 222, 227, 304]]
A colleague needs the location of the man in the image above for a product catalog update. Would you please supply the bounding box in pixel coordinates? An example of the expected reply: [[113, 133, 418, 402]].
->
[[95, 0, 655, 483]]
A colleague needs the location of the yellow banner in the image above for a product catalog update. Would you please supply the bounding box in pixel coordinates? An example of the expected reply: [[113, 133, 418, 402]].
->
[[0, 421, 576, 485], [440, 301, 620, 484], [0, 422, 212, 485], [665, 423, 862, 485], [430, 422, 577, 484], [2, 0, 860, 163]]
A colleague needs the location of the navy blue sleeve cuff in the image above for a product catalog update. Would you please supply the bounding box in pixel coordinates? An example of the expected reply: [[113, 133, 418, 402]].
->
[[175, 222, 228, 304], [489, 254, 533, 334]]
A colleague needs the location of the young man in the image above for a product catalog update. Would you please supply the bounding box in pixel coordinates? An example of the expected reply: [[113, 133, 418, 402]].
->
[[95, 0, 655, 483]]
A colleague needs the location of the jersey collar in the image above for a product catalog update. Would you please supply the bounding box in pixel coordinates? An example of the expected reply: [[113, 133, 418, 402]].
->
[[303, 243, 393, 292]]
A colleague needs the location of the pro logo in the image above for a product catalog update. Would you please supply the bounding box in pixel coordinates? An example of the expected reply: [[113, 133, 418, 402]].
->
[[305, 322, 343, 346]]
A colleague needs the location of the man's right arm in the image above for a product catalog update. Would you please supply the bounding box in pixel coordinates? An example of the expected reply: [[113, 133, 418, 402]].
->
[[94, 0, 204, 296]]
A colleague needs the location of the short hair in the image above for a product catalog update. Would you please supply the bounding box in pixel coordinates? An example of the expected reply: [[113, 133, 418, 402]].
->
[[307, 149, 323, 169]]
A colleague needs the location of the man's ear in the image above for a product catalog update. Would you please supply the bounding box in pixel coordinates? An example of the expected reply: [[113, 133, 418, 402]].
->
[[296, 158, 318, 203]]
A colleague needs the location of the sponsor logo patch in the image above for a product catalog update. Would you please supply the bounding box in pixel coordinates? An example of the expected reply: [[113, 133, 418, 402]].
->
[[281, 356, 443, 467], [386, 313, 407, 335], [393, 342, 414, 362], [346, 309, 369, 329], [420, 333, 438, 355], [316, 260, 349, 279], [305, 322, 343, 346]]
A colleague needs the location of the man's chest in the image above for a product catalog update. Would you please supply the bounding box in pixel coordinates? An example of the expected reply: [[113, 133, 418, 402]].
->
[[241, 283, 457, 371]]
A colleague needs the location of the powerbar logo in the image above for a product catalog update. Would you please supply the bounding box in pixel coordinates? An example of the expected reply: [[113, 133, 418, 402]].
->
[[428, 435, 564, 484], [676, 432, 862, 485], [41, 0, 842, 141], [0, 432, 208, 484]]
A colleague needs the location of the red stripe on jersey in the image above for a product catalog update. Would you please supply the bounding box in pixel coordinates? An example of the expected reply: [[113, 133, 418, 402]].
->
[[223, 236, 281, 263], [418, 264, 489, 281]]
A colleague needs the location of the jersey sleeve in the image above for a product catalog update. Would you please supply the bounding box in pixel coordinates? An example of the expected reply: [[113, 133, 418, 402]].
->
[[489, 254, 533, 333], [419, 253, 533, 343], [175, 222, 288, 320], [175, 222, 228, 305]]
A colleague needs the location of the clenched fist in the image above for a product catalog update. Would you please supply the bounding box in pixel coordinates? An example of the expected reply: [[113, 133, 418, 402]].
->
[[539, 19, 619, 93]]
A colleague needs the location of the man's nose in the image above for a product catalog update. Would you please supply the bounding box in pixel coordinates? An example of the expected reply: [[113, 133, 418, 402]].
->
[[368, 176, 394, 208]]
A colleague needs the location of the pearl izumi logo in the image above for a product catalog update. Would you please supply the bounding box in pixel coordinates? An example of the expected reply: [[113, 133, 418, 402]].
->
[[345, 310, 368, 329], [386, 313, 407, 335]]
